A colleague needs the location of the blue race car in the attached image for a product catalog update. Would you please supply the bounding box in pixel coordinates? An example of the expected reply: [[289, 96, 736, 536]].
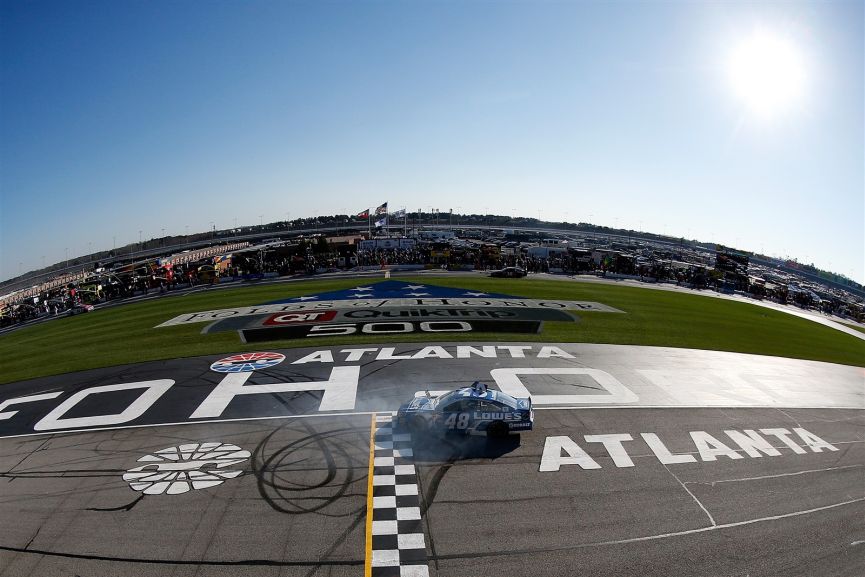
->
[[396, 382, 533, 438]]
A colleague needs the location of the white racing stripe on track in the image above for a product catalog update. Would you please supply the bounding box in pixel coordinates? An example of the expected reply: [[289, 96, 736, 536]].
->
[[576, 497, 865, 549], [434, 497, 865, 560], [688, 463, 865, 486], [663, 464, 717, 526]]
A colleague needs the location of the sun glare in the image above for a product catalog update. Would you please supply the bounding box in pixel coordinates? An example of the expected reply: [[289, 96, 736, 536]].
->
[[728, 29, 806, 117]]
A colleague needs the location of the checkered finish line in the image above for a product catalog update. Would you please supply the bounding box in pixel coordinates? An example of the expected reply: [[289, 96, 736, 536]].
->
[[370, 413, 430, 577]]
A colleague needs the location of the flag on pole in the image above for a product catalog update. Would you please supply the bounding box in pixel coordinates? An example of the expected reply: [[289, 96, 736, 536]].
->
[[391, 208, 406, 219], [375, 202, 388, 216], [356, 209, 369, 218], [374, 217, 388, 228]]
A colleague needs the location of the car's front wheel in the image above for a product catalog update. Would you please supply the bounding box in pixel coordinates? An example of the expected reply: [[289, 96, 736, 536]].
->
[[408, 418, 428, 438]]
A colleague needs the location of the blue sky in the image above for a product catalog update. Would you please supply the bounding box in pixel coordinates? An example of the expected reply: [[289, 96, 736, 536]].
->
[[1, 0, 862, 283]]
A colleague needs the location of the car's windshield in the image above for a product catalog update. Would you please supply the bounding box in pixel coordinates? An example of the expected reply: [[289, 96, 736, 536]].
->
[[432, 390, 459, 408]]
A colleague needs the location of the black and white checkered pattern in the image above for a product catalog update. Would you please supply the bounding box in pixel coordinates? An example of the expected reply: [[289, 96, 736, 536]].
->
[[371, 413, 429, 577]]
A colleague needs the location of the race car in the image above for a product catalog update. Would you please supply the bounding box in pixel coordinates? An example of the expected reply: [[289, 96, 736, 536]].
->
[[396, 382, 533, 438]]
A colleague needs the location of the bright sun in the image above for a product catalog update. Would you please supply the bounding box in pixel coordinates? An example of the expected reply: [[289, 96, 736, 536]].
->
[[727, 30, 806, 117]]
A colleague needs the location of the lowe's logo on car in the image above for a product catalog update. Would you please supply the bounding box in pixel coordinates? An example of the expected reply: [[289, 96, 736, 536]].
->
[[473, 412, 521, 421], [156, 280, 622, 327]]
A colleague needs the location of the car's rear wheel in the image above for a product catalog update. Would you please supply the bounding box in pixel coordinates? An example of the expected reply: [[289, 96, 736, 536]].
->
[[487, 421, 509, 438]]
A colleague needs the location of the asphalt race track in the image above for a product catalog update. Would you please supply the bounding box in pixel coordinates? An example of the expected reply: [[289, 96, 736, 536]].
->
[[1, 343, 863, 576]]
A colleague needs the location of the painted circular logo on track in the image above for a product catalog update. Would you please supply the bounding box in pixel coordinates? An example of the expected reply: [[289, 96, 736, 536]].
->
[[210, 352, 285, 373], [123, 442, 251, 495]]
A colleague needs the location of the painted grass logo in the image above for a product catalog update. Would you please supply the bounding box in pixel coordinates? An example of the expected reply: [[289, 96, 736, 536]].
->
[[123, 442, 251, 495], [157, 280, 623, 328]]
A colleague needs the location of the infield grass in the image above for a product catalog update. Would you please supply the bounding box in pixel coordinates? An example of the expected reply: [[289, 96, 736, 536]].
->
[[1, 275, 863, 385]]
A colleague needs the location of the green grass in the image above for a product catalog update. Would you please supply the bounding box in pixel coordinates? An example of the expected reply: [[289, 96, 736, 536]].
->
[[1, 276, 863, 385]]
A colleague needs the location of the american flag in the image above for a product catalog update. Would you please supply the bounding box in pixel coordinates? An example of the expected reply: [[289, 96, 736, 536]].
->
[[375, 202, 388, 216]]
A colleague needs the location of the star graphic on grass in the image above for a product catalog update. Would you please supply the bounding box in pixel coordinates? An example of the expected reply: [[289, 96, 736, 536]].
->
[[295, 296, 318, 301], [463, 292, 488, 297]]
